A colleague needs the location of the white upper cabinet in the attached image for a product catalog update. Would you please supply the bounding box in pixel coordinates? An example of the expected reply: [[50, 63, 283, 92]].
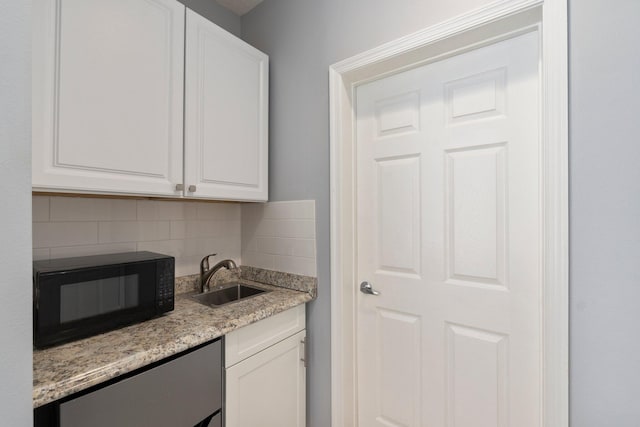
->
[[33, 1, 269, 201], [184, 9, 269, 201], [33, 0, 185, 197]]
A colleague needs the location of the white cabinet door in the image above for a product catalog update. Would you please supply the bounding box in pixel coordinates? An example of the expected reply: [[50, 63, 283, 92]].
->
[[225, 331, 306, 427], [33, 0, 185, 197], [184, 9, 269, 201]]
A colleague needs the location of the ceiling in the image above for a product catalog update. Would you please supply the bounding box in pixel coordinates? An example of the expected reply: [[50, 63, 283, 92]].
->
[[216, 0, 264, 16]]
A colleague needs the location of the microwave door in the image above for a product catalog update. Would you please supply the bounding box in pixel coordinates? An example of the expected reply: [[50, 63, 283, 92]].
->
[[59, 274, 140, 324], [35, 262, 158, 347]]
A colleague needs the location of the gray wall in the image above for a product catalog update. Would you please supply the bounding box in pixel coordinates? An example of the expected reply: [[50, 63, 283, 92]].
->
[[241, 1, 495, 425], [0, 0, 33, 424], [0, 3, 236, 423], [243, 0, 640, 425], [569, 0, 640, 425], [178, 0, 241, 36]]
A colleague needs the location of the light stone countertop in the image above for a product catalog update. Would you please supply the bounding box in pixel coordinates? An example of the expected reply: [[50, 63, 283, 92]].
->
[[33, 275, 314, 408]]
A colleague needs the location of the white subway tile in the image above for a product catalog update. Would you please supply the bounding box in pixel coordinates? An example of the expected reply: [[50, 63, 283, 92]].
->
[[135, 201, 157, 220], [240, 200, 317, 277], [137, 200, 190, 221], [262, 200, 315, 219], [195, 203, 217, 220], [182, 220, 213, 239], [196, 202, 241, 220], [190, 239, 211, 259], [175, 257, 200, 277], [33, 197, 316, 279], [33, 222, 98, 248], [33, 248, 50, 261], [137, 240, 187, 258], [273, 255, 317, 277], [220, 219, 241, 237], [194, 237, 241, 262], [184, 203, 198, 220], [241, 203, 263, 221], [50, 242, 137, 259], [32, 197, 50, 222], [156, 201, 188, 220], [273, 219, 315, 239], [242, 236, 258, 252], [50, 197, 136, 221], [98, 221, 170, 243], [170, 221, 187, 240], [216, 203, 241, 220], [186, 219, 241, 239], [291, 239, 316, 258], [254, 219, 278, 237], [197, 220, 221, 238], [140, 221, 171, 241], [240, 214, 260, 237], [256, 237, 293, 256], [241, 251, 275, 271]]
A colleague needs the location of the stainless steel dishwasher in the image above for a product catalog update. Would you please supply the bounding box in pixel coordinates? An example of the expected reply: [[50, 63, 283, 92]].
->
[[39, 339, 222, 427]]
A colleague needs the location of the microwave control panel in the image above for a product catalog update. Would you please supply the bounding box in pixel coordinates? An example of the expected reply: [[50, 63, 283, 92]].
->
[[157, 259, 175, 313]]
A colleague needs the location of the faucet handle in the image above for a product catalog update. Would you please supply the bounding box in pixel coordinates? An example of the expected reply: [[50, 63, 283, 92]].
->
[[200, 253, 218, 272]]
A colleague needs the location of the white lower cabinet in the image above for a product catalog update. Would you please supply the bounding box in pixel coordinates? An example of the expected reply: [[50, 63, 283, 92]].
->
[[225, 306, 306, 427]]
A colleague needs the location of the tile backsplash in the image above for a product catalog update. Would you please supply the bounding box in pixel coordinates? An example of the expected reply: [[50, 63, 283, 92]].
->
[[32, 197, 318, 279], [33, 196, 241, 277], [241, 200, 317, 277]]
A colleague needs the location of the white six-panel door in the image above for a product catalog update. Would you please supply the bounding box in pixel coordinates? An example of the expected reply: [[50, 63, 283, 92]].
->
[[356, 32, 540, 427], [32, 0, 185, 196]]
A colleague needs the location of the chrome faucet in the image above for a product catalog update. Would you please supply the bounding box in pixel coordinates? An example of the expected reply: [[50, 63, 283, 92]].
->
[[199, 254, 237, 293]]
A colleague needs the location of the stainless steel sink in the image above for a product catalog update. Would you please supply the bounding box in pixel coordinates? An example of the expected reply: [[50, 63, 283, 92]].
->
[[190, 283, 268, 307]]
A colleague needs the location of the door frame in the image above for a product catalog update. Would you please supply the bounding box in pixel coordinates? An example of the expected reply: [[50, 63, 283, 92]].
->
[[329, 1, 568, 426]]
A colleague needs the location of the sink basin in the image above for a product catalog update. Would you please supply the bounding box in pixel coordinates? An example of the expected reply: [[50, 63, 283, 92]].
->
[[191, 283, 268, 307]]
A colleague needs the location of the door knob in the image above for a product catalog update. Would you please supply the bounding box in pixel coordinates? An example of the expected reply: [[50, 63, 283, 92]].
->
[[188, 185, 197, 193], [175, 183, 184, 191], [360, 281, 380, 296]]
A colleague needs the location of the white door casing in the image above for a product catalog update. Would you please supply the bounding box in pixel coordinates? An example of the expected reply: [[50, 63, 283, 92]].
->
[[330, 2, 569, 426], [32, 0, 185, 196], [356, 31, 540, 426]]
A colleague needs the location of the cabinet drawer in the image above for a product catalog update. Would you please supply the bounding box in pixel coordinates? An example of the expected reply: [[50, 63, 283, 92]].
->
[[225, 305, 305, 367], [59, 340, 222, 427]]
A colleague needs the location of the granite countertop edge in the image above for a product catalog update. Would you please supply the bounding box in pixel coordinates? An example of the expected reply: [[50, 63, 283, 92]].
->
[[33, 272, 314, 408]]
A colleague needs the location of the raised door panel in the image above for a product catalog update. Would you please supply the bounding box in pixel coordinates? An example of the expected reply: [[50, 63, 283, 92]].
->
[[33, 0, 185, 196], [185, 9, 269, 201], [225, 331, 306, 427]]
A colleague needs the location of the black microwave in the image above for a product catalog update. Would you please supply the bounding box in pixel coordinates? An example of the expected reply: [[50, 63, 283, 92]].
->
[[33, 251, 174, 348]]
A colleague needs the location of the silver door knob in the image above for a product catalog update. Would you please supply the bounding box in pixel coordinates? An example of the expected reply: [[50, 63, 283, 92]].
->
[[175, 183, 184, 191], [360, 281, 380, 296], [188, 185, 197, 193]]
